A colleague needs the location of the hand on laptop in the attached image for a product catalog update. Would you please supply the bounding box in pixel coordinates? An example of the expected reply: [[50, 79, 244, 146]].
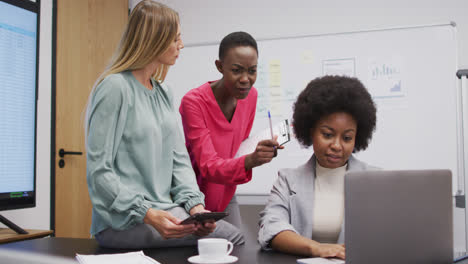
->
[[312, 243, 345, 260]]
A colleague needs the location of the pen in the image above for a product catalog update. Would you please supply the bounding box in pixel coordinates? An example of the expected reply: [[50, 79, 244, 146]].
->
[[268, 111, 278, 157], [268, 110, 274, 140]]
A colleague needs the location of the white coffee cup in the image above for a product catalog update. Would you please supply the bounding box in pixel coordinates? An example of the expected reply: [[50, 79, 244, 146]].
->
[[197, 238, 234, 261]]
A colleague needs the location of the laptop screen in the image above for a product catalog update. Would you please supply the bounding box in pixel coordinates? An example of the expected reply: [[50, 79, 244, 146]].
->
[[345, 169, 453, 264]]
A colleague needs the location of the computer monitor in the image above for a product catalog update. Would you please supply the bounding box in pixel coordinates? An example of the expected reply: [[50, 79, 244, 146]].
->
[[0, 0, 40, 234]]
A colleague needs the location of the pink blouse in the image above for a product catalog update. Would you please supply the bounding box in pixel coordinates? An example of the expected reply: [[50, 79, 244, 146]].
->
[[179, 81, 257, 212]]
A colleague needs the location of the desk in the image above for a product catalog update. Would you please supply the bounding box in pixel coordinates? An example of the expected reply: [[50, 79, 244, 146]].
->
[[0, 236, 466, 264], [0, 236, 299, 264], [0, 228, 53, 244]]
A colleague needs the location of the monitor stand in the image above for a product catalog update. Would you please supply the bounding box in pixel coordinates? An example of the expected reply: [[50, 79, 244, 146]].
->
[[0, 214, 28, 234]]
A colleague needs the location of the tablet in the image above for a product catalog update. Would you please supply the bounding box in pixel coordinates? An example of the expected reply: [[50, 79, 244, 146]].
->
[[180, 212, 228, 225]]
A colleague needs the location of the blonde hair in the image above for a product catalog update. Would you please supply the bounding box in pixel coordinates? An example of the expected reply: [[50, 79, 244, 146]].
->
[[84, 0, 179, 141], [98, 0, 179, 84]]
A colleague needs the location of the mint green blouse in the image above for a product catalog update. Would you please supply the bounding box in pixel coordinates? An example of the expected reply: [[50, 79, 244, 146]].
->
[[86, 71, 204, 235]]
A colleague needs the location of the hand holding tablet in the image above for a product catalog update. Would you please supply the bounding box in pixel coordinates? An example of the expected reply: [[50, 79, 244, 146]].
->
[[180, 212, 229, 225]]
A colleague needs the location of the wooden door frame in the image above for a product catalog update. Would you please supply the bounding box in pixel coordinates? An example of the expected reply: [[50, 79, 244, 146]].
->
[[50, 0, 129, 236], [50, 0, 57, 234]]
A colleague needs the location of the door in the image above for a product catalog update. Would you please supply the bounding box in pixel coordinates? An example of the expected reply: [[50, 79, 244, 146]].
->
[[55, 0, 128, 238]]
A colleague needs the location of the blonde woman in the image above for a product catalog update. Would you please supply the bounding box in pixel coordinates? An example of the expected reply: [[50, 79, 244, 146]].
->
[[85, 1, 243, 248]]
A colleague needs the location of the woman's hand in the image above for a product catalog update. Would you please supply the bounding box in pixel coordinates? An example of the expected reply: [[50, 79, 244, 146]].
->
[[311, 243, 346, 259], [189, 204, 217, 237], [143, 208, 196, 239], [194, 220, 216, 237], [189, 204, 207, 215], [245, 135, 283, 170]]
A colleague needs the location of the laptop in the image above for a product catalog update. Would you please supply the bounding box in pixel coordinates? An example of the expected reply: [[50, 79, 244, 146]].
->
[[345, 169, 453, 264]]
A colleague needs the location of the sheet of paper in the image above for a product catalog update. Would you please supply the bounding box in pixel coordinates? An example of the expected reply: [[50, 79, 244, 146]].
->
[[322, 58, 355, 77], [76, 251, 160, 264], [297, 257, 345, 264], [235, 119, 290, 158]]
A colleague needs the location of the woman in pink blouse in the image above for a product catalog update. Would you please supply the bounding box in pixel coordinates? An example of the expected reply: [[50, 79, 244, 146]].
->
[[179, 32, 280, 228]]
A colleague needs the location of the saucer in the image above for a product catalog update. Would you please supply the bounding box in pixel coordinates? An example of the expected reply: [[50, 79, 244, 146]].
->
[[187, 255, 238, 264]]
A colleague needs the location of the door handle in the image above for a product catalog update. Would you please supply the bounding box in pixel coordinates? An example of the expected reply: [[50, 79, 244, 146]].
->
[[58, 149, 83, 169], [59, 148, 83, 157]]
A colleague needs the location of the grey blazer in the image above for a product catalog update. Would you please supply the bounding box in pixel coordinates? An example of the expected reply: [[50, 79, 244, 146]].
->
[[258, 154, 378, 250]]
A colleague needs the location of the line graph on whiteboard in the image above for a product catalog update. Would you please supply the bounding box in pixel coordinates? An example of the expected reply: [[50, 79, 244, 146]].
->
[[367, 56, 405, 100]]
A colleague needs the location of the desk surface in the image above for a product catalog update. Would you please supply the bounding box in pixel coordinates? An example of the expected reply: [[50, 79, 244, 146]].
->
[[0, 236, 299, 264], [0, 229, 53, 244], [0, 236, 466, 264]]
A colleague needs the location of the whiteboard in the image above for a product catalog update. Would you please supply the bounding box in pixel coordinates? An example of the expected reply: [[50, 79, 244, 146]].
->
[[166, 23, 459, 196]]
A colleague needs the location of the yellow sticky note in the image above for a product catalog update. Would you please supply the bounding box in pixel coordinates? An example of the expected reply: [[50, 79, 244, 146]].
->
[[269, 60, 281, 87]]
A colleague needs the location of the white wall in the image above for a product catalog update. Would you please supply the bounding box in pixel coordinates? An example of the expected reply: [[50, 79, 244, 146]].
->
[[130, 0, 468, 68], [0, 0, 52, 230]]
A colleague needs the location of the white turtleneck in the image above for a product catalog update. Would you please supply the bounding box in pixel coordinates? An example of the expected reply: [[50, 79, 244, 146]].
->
[[311, 160, 347, 243]]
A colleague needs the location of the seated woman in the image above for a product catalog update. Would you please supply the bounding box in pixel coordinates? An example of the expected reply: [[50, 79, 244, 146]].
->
[[179, 32, 280, 228], [258, 75, 378, 259]]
